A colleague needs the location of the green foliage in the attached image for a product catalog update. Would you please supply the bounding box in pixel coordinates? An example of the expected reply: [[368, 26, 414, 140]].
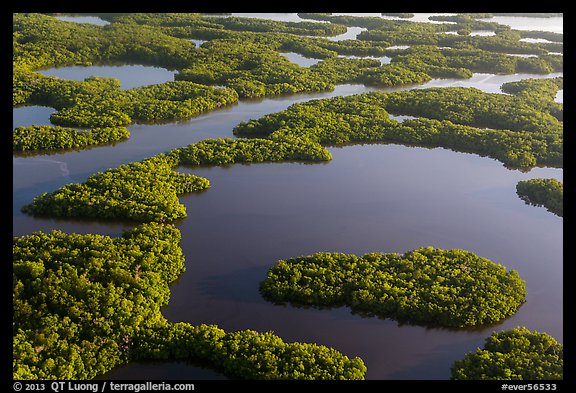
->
[[21, 155, 210, 222], [501, 77, 563, 120], [176, 39, 335, 98], [516, 178, 563, 217], [12, 12, 564, 380], [173, 136, 332, 166], [234, 93, 395, 144], [382, 86, 562, 134], [14, 225, 365, 380], [260, 247, 526, 328], [13, 125, 129, 152], [13, 223, 185, 379], [451, 327, 563, 380], [13, 13, 198, 71], [21, 137, 331, 222], [132, 323, 366, 380], [102, 13, 348, 37], [125, 81, 238, 122], [357, 62, 432, 87], [13, 68, 239, 152], [13, 12, 563, 152], [15, 12, 562, 104], [233, 85, 562, 169], [202, 15, 348, 37]]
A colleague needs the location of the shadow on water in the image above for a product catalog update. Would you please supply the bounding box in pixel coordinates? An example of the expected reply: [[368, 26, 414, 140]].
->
[[196, 265, 270, 305], [99, 360, 228, 380], [12, 14, 564, 380], [259, 295, 524, 335], [12, 138, 130, 158]]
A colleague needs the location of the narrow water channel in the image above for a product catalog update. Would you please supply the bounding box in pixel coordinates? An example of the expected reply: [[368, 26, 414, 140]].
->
[[13, 13, 563, 381]]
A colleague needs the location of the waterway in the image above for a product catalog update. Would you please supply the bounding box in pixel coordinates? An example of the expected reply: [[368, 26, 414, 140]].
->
[[13, 13, 563, 381]]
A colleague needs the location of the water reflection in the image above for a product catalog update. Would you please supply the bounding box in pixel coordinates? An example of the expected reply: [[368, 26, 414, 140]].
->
[[338, 54, 392, 65], [229, 13, 307, 23], [190, 39, 206, 48], [13, 105, 56, 128], [55, 15, 110, 26], [417, 72, 564, 96], [101, 361, 227, 380], [158, 144, 561, 379], [333, 13, 458, 24], [13, 13, 563, 381], [477, 15, 563, 33], [280, 52, 322, 67], [327, 26, 366, 41], [37, 64, 176, 90], [470, 30, 496, 36]]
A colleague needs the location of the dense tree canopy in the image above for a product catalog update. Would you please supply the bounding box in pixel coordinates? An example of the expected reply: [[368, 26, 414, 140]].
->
[[13, 223, 185, 379], [13, 69, 238, 152], [14, 12, 562, 98], [13, 125, 130, 152], [516, 178, 563, 217], [132, 323, 366, 380], [21, 154, 210, 222], [22, 137, 331, 222], [260, 247, 526, 328], [13, 12, 562, 152], [13, 224, 367, 380], [234, 80, 563, 169], [13, 12, 564, 381], [451, 327, 563, 380]]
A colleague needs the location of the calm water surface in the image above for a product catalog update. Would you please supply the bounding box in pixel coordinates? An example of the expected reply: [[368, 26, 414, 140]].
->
[[164, 144, 562, 380], [37, 65, 176, 90], [55, 15, 110, 26], [14, 14, 563, 381], [13, 105, 56, 127], [477, 15, 563, 33]]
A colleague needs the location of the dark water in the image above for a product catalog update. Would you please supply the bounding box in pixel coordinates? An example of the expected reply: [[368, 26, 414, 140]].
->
[[13, 15, 563, 381], [98, 362, 227, 380], [37, 64, 176, 90], [163, 145, 562, 380]]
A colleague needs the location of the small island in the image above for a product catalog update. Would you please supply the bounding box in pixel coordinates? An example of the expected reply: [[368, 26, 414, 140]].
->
[[13, 223, 366, 380], [516, 178, 563, 217], [260, 247, 526, 328], [451, 327, 563, 380]]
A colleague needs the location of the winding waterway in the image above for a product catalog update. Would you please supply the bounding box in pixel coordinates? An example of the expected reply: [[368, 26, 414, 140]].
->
[[13, 13, 563, 380]]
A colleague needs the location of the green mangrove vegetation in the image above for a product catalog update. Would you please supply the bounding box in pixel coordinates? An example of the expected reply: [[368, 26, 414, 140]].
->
[[234, 78, 563, 169], [21, 155, 210, 223], [21, 137, 331, 222], [132, 323, 366, 380], [13, 224, 366, 379], [13, 222, 184, 379], [173, 135, 332, 166], [13, 125, 130, 152], [24, 75, 565, 221], [516, 178, 563, 217], [260, 247, 526, 328], [13, 12, 562, 152], [451, 327, 563, 380], [13, 12, 564, 380], [13, 68, 238, 152]]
